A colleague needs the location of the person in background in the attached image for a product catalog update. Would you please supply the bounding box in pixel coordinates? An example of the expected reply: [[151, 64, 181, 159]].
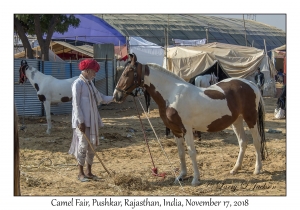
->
[[254, 67, 265, 96], [69, 59, 114, 182]]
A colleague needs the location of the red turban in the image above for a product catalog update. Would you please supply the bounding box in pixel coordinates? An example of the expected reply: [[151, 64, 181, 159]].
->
[[78, 59, 100, 72], [120, 55, 128, 61]]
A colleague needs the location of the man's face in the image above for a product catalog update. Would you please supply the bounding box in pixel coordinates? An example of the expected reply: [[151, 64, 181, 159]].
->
[[87, 69, 96, 80]]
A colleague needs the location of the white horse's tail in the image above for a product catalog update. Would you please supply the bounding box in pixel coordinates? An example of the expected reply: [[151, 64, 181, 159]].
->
[[257, 93, 267, 160]]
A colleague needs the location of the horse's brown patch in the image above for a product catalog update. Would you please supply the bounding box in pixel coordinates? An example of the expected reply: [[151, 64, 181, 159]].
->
[[38, 94, 46, 102], [207, 80, 257, 132], [61, 97, 72, 102], [34, 83, 39, 91], [204, 89, 226, 100], [145, 83, 186, 138]]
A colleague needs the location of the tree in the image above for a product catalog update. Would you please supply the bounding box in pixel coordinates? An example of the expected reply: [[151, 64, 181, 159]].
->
[[14, 14, 80, 61]]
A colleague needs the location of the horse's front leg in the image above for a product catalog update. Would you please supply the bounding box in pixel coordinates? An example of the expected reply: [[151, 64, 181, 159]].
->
[[144, 90, 150, 114], [174, 136, 187, 184], [184, 126, 200, 186], [43, 100, 52, 134]]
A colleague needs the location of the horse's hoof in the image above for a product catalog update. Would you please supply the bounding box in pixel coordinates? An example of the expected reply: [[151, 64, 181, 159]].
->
[[230, 170, 238, 175], [174, 178, 183, 184], [253, 170, 261, 175], [174, 174, 186, 184], [191, 179, 201, 186], [230, 165, 241, 175]]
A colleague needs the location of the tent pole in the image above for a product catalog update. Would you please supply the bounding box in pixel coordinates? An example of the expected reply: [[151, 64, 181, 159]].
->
[[167, 15, 169, 69], [164, 28, 168, 69], [206, 28, 209, 43], [264, 39, 267, 54], [217, 62, 219, 78], [243, 15, 247, 46], [119, 40, 121, 67]]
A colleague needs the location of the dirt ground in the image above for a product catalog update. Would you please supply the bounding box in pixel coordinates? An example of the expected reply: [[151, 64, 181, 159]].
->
[[17, 93, 286, 196]]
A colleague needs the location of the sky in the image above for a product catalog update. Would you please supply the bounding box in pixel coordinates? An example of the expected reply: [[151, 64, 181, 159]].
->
[[205, 14, 286, 32]]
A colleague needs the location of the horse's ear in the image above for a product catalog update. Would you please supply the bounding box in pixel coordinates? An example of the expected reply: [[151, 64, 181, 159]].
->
[[129, 53, 137, 62], [21, 60, 27, 66], [130, 53, 137, 65], [132, 53, 137, 62]]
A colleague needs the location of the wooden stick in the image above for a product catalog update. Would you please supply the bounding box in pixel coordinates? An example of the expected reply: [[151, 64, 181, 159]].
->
[[79, 129, 111, 176]]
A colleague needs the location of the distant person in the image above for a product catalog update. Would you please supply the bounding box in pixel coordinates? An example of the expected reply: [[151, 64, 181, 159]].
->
[[254, 67, 265, 96], [274, 84, 286, 119], [277, 69, 284, 84]]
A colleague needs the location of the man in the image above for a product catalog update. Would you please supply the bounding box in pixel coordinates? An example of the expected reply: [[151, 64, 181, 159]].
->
[[69, 59, 114, 182], [254, 67, 265, 96]]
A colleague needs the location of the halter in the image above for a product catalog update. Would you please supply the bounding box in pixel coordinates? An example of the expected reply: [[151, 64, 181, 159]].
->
[[115, 62, 146, 97], [19, 63, 28, 84]]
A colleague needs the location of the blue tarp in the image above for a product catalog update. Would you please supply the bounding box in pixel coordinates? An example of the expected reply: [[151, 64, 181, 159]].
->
[[47, 14, 126, 46]]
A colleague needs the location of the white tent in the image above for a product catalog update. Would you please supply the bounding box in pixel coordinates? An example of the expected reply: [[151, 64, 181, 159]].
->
[[164, 42, 277, 97], [129, 36, 164, 66]]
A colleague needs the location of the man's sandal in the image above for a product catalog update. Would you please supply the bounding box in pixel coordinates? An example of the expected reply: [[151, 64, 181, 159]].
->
[[86, 175, 101, 181], [77, 175, 90, 182]]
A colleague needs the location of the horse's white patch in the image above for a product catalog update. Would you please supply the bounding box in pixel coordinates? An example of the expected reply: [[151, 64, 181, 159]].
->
[[144, 75, 150, 87]]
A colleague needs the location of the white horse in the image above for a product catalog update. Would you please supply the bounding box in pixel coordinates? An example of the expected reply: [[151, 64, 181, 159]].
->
[[114, 55, 267, 186], [19, 60, 78, 134], [195, 72, 218, 88]]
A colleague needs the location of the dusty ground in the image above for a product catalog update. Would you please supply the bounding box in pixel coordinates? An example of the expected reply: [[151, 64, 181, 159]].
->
[[17, 92, 286, 196]]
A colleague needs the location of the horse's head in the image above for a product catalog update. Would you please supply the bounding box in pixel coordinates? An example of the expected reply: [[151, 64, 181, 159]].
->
[[19, 60, 29, 84], [113, 54, 146, 103]]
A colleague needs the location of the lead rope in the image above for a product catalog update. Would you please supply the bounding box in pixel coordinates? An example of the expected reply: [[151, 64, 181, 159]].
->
[[132, 96, 156, 171], [136, 96, 183, 188]]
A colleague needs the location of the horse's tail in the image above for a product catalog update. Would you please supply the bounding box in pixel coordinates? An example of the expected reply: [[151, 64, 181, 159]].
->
[[257, 93, 268, 160]]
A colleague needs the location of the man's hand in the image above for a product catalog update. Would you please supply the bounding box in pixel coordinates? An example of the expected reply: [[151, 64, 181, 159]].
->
[[78, 123, 86, 133]]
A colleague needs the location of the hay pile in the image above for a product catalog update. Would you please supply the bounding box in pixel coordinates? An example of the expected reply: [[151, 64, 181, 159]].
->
[[113, 173, 151, 191]]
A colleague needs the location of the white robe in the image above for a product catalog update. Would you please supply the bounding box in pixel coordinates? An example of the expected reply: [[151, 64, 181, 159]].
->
[[69, 75, 113, 165], [71, 77, 113, 129]]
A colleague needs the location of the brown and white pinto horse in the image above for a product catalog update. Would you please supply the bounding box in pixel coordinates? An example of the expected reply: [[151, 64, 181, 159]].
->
[[113, 55, 267, 186], [19, 60, 78, 134]]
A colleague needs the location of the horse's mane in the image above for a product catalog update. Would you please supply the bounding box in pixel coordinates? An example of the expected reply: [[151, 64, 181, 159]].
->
[[147, 63, 186, 82]]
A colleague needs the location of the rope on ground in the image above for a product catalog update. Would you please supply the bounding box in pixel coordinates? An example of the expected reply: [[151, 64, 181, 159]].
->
[[136, 96, 184, 189]]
